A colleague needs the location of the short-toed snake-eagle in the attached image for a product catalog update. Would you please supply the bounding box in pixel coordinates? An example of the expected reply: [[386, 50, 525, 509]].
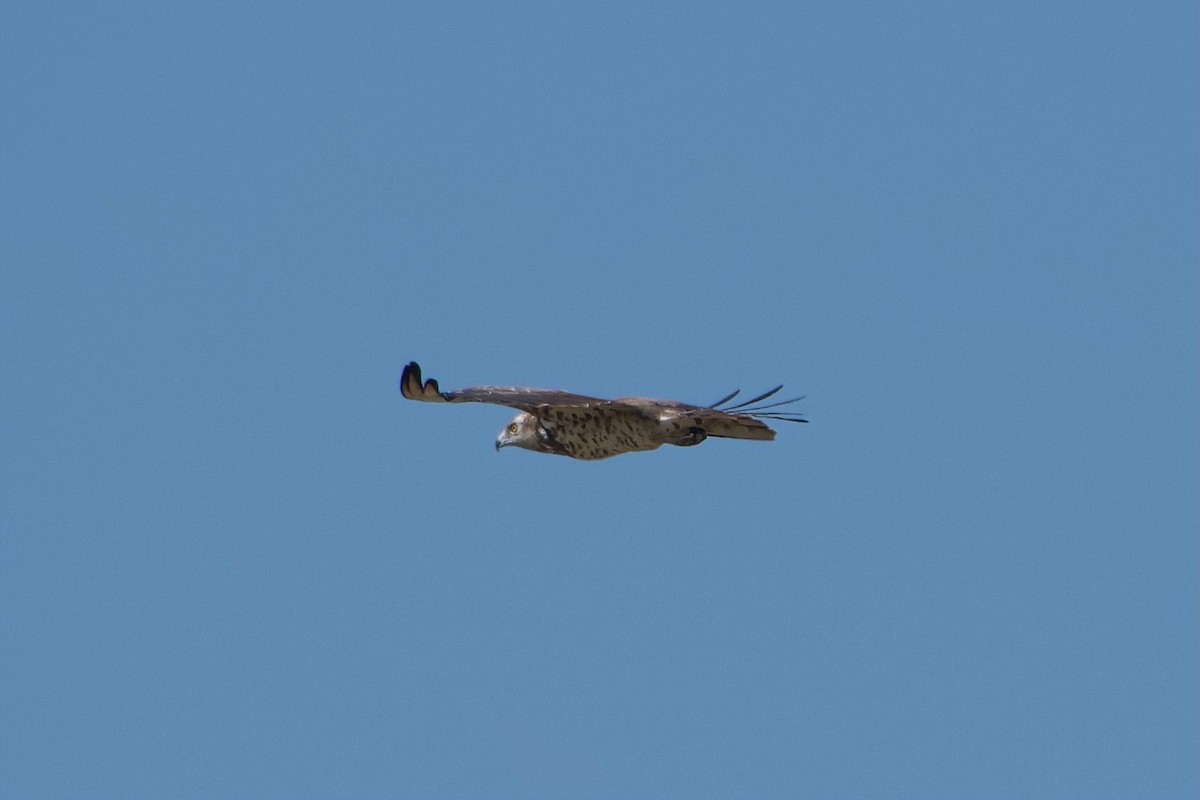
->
[[400, 361, 806, 460]]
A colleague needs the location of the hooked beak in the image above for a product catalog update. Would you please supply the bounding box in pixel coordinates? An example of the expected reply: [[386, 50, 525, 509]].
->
[[495, 436, 506, 452]]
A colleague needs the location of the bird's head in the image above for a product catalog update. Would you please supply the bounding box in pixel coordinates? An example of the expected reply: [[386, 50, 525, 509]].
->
[[495, 412, 539, 452]]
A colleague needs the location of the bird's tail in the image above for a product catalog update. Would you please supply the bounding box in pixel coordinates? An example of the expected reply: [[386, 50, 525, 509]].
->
[[693, 413, 777, 441]]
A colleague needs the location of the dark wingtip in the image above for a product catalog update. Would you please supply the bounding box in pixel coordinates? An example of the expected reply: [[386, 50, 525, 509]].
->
[[708, 389, 741, 409], [400, 361, 449, 403], [723, 385, 785, 411], [400, 361, 422, 399]]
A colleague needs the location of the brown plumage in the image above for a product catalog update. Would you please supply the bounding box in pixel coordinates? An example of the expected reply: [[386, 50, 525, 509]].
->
[[399, 361, 807, 460]]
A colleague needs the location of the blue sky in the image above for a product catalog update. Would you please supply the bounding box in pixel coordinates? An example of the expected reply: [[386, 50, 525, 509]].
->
[[1, 2, 1196, 797]]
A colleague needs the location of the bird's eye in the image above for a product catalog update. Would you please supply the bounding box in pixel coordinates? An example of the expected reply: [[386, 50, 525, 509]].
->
[[508, 423, 519, 434]]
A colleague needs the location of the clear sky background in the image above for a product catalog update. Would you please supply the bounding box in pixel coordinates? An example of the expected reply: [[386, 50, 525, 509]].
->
[[1, 2, 1196, 798]]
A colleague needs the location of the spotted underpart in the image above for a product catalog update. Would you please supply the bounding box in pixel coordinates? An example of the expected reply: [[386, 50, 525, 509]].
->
[[501, 402, 772, 460], [400, 361, 807, 460], [536, 405, 664, 460]]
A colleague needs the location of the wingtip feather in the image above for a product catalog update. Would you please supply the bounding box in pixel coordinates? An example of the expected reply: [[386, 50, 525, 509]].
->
[[400, 361, 447, 402]]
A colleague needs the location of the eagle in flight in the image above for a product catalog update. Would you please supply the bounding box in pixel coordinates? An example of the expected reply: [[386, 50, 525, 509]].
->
[[400, 361, 806, 460]]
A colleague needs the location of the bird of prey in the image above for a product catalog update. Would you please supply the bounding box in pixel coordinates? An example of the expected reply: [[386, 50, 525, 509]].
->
[[399, 361, 806, 460]]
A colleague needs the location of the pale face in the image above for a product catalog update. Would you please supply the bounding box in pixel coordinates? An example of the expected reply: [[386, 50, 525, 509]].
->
[[495, 412, 540, 452]]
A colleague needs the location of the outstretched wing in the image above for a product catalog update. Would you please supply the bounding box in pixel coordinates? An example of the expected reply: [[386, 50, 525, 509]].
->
[[617, 384, 808, 441], [400, 362, 608, 410], [702, 383, 808, 424]]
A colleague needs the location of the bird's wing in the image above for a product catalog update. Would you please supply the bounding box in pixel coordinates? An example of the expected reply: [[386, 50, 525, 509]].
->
[[617, 387, 809, 441], [401, 362, 608, 411]]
